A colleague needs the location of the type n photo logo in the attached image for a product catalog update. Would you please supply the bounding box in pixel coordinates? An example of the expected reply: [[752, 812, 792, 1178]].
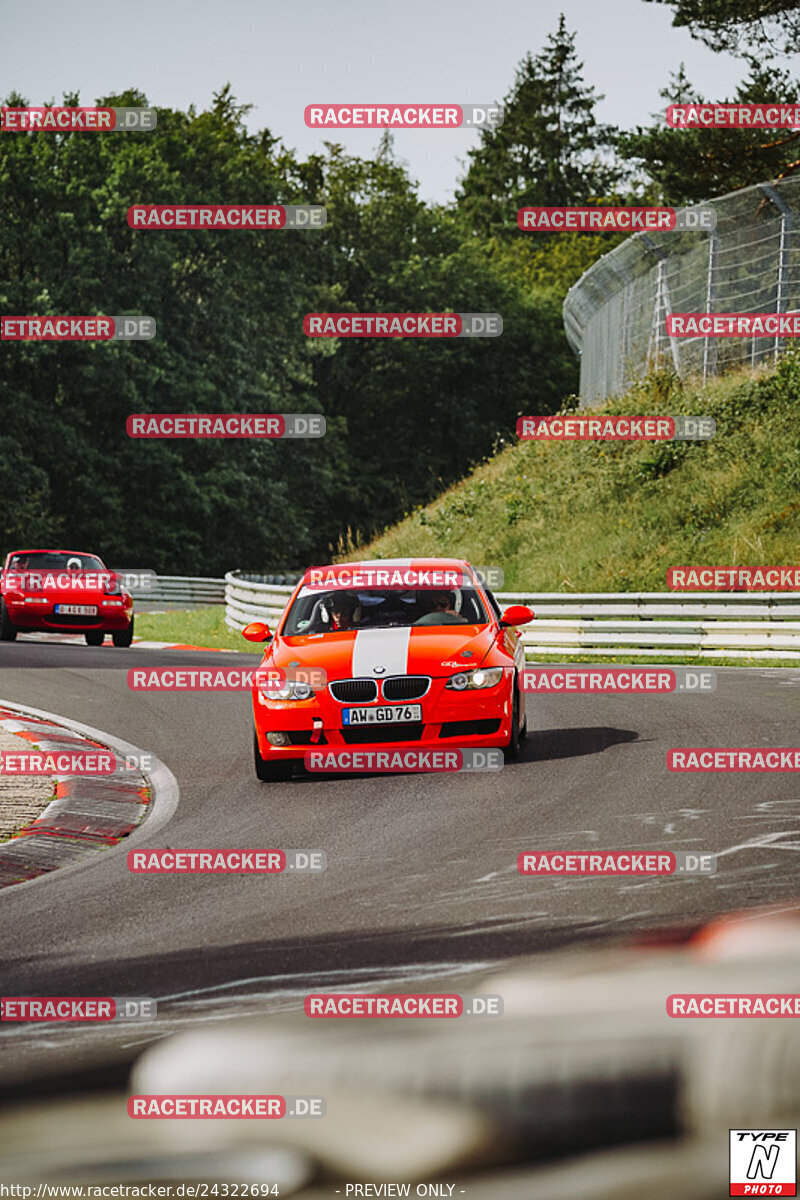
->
[[730, 1130, 797, 1196]]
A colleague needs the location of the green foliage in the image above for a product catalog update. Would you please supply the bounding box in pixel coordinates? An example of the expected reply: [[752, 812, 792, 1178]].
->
[[619, 61, 800, 202], [644, 0, 800, 55], [0, 89, 577, 573], [458, 16, 623, 239]]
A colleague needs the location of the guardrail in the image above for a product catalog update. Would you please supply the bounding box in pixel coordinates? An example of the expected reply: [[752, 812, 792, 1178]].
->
[[131, 575, 226, 606], [224, 574, 800, 659]]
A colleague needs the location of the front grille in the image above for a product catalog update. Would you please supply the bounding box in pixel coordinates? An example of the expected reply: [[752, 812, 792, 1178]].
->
[[381, 675, 430, 701], [329, 679, 378, 703], [439, 719, 501, 738], [341, 724, 425, 744]]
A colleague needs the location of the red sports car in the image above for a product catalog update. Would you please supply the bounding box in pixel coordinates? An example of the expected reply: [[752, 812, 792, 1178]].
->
[[0, 549, 135, 646], [242, 558, 533, 781]]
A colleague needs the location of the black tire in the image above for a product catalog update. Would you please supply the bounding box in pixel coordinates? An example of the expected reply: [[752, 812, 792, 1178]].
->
[[112, 616, 134, 648], [0, 601, 17, 642], [253, 731, 293, 782], [85, 630, 105, 646], [503, 675, 522, 761]]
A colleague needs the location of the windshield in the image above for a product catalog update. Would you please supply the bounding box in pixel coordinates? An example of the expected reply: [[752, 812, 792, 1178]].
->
[[282, 585, 489, 635], [6, 552, 105, 571]]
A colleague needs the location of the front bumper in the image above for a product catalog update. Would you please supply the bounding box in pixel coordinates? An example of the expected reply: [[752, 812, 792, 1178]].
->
[[3, 597, 134, 633], [252, 674, 513, 760]]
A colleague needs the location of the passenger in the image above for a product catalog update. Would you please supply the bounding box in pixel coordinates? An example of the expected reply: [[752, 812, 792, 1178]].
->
[[414, 590, 468, 625]]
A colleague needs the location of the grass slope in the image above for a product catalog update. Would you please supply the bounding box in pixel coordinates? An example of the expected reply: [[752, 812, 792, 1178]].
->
[[353, 354, 800, 593], [135, 606, 248, 652]]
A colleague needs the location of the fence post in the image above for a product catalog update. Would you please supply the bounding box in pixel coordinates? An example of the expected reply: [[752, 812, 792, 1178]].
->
[[643, 238, 680, 376], [702, 231, 719, 383], [759, 184, 794, 364]]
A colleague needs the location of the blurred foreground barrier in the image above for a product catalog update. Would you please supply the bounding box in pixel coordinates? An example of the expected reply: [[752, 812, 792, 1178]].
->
[[2, 912, 800, 1193]]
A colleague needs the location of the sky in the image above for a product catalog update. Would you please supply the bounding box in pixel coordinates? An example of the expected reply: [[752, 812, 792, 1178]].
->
[[2, 0, 797, 203]]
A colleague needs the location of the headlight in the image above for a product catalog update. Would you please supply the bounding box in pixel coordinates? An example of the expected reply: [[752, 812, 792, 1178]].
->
[[259, 680, 314, 702], [446, 667, 504, 691]]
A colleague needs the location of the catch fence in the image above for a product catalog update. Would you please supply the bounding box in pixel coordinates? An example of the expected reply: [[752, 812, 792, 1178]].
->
[[563, 177, 800, 404]]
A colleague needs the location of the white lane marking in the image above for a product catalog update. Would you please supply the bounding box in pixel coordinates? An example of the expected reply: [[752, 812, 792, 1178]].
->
[[351, 626, 411, 677], [715, 831, 800, 857]]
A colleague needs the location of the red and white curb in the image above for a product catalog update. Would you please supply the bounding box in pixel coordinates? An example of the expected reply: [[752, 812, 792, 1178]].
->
[[0, 702, 178, 890]]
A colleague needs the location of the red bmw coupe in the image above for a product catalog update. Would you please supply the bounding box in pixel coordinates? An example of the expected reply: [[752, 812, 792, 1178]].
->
[[242, 558, 533, 781]]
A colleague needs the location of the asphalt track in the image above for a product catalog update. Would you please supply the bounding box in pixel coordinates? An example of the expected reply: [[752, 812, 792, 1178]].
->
[[1, 637, 799, 1089]]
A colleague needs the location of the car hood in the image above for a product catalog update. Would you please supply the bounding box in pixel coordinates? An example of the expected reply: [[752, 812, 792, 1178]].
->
[[264, 624, 497, 681]]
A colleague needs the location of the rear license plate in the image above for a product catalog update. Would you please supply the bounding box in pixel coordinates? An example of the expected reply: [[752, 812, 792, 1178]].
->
[[54, 604, 98, 616], [342, 705, 422, 726]]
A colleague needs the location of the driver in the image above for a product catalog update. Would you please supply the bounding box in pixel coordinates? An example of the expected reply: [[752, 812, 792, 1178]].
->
[[328, 591, 359, 631], [414, 590, 468, 625]]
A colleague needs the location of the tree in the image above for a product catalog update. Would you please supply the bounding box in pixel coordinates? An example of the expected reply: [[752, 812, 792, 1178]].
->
[[458, 15, 623, 238], [301, 145, 578, 541], [643, 0, 800, 56], [619, 60, 800, 202]]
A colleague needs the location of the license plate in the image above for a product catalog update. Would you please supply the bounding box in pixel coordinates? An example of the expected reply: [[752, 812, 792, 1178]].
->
[[342, 705, 422, 726], [54, 604, 98, 616]]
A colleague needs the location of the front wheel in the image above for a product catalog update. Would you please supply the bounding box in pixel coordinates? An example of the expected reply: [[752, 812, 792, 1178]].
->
[[85, 630, 104, 646], [112, 616, 134, 648], [253, 731, 293, 782], [503, 675, 522, 761], [0, 601, 17, 642]]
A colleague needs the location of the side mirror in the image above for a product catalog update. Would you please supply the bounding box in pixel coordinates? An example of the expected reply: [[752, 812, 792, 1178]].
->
[[242, 621, 272, 642], [500, 605, 534, 627]]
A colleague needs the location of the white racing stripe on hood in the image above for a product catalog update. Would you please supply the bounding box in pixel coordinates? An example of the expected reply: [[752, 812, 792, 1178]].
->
[[351, 627, 411, 677]]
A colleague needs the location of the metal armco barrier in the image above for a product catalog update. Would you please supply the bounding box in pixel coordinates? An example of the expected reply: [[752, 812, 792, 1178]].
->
[[224, 573, 295, 630], [130, 575, 226, 605], [224, 574, 800, 659]]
